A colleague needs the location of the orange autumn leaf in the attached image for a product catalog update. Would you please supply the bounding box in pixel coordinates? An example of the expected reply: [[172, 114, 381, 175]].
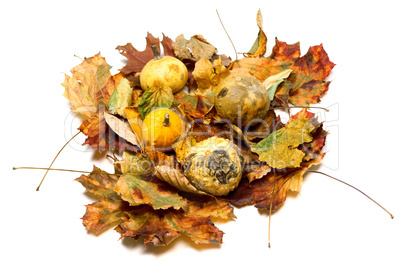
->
[[233, 38, 335, 106], [116, 205, 224, 246], [228, 154, 325, 211]]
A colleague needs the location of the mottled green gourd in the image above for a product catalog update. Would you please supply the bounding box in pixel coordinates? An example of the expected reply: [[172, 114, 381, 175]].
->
[[214, 72, 270, 127]]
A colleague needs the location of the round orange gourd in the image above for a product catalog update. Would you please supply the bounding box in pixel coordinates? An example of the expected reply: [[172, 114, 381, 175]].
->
[[142, 108, 185, 149]]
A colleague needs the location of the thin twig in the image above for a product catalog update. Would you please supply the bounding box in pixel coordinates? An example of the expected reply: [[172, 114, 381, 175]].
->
[[216, 10, 238, 61], [36, 131, 80, 191], [307, 171, 394, 219]]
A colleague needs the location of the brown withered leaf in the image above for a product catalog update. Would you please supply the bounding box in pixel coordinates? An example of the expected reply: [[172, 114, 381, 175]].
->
[[161, 33, 175, 56], [173, 34, 218, 61], [116, 205, 224, 246], [117, 33, 175, 75], [246, 163, 271, 183], [227, 154, 325, 211]]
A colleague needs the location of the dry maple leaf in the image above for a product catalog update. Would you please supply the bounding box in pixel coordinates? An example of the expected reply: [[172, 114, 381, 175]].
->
[[227, 109, 327, 211], [63, 55, 138, 152], [62, 53, 112, 119], [227, 154, 325, 211], [117, 33, 162, 74], [76, 166, 129, 234], [233, 38, 335, 106], [114, 173, 187, 210], [116, 205, 224, 246], [77, 164, 230, 246], [251, 109, 316, 169]]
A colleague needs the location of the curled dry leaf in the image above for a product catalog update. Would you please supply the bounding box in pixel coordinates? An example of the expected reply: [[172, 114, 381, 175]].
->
[[104, 112, 142, 148], [144, 146, 208, 195], [246, 9, 267, 58], [173, 34, 218, 61], [154, 165, 209, 196]]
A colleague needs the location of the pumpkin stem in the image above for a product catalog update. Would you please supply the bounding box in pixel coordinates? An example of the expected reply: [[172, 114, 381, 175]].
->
[[163, 113, 170, 127], [150, 45, 162, 60]]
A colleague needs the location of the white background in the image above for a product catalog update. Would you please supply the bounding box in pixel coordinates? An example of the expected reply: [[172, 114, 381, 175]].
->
[[1, 0, 401, 274]]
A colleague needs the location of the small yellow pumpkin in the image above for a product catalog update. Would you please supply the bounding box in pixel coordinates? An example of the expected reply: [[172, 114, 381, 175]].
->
[[142, 108, 185, 149], [140, 46, 188, 93]]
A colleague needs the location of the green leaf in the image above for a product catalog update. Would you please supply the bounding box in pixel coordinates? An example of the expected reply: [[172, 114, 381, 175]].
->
[[114, 174, 187, 210], [251, 109, 314, 169], [262, 69, 293, 101], [138, 86, 174, 119], [107, 77, 133, 118]]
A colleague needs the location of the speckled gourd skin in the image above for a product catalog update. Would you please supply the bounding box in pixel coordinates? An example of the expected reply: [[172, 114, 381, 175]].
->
[[214, 72, 270, 127], [140, 56, 188, 93], [183, 137, 244, 196]]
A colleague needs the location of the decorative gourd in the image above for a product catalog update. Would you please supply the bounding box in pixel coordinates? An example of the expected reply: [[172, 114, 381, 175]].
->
[[214, 72, 270, 127], [183, 137, 244, 196], [142, 108, 185, 149], [140, 46, 188, 93]]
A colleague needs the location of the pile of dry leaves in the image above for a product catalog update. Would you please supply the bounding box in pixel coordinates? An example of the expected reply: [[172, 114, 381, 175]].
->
[[62, 11, 334, 246]]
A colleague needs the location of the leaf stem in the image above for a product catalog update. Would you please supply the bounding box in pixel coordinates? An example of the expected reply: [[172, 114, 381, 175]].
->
[[14, 166, 121, 176], [14, 167, 91, 173], [35, 131, 80, 191], [163, 113, 170, 127], [151, 45, 162, 60], [216, 10, 238, 61], [307, 171, 394, 219], [273, 106, 330, 112]]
